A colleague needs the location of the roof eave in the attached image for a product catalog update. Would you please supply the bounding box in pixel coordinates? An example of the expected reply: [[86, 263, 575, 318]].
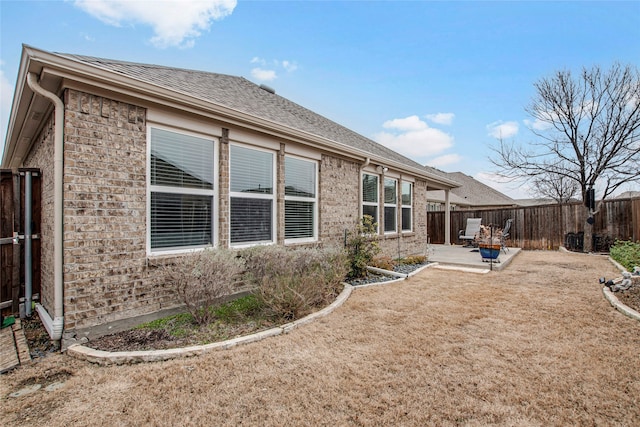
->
[[3, 46, 459, 188]]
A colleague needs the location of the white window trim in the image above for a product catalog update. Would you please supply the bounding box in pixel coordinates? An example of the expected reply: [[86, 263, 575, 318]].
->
[[146, 125, 218, 256], [362, 172, 380, 234], [229, 142, 277, 248], [384, 177, 398, 235], [401, 181, 413, 233], [284, 155, 319, 244]]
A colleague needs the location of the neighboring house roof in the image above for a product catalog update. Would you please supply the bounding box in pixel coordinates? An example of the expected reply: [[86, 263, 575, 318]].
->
[[614, 191, 640, 199], [2, 45, 458, 190], [425, 190, 471, 207], [439, 172, 518, 208], [515, 197, 581, 206]]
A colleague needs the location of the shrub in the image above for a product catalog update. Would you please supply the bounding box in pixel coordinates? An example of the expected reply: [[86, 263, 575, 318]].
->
[[370, 255, 397, 271], [345, 215, 381, 279], [610, 240, 640, 272], [241, 245, 349, 321], [400, 255, 427, 265], [163, 249, 245, 325]]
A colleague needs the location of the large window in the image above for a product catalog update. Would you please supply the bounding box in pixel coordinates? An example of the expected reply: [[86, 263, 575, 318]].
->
[[384, 178, 398, 233], [362, 173, 379, 229], [230, 144, 275, 245], [149, 127, 215, 252], [401, 181, 412, 232], [285, 156, 317, 242]]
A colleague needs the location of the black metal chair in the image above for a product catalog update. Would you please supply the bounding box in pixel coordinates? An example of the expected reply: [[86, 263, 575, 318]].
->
[[501, 219, 513, 252]]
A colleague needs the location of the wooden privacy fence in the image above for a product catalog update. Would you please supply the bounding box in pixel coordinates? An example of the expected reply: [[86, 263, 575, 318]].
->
[[427, 197, 639, 251], [1, 169, 41, 316]]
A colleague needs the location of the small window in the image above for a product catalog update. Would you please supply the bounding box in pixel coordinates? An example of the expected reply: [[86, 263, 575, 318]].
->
[[401, 181, 412, 232], [230, 144, 275, 246], [285, 156, 317, 242], [362, 173, 379, 230], [149, 127, 215, 252], [384, 178, 397, 233]]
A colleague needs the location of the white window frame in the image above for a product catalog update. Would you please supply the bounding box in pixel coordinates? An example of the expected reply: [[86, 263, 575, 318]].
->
[[362, 172, 380, 233], [146, 125, 217, 256], [229, 142, 277, 248], [284, 155, 318, 244], [401, 181, 413, 233], [384, 177, 398, 234]]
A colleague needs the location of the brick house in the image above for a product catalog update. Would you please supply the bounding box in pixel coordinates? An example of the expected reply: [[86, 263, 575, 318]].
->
[[2, 45, 458, 341]]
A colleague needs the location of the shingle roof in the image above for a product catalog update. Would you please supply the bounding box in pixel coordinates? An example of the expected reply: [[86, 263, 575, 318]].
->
[[445, 172, 517, 207], [58, 53, 449, 180]]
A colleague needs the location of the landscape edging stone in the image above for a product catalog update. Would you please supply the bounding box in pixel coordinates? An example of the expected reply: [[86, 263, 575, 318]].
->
[[66, 284, 354, 365]]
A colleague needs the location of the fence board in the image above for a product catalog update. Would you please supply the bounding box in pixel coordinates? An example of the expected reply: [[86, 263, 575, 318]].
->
[[427, 198, 639, 250]]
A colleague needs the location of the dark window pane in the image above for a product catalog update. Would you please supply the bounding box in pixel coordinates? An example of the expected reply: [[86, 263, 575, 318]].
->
[[285, 200, 314, 239], [384, 178, 397, 204], [151, 192, 212, 249], [363, 205, 378, 225], [384, 206, 396, 233], [362, 174, 378, 203], [230, 197, 273, 243], [402, 207, 412, 231]]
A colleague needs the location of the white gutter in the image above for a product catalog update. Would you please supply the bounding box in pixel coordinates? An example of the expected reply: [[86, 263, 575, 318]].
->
[[26, 72, 64, 342]]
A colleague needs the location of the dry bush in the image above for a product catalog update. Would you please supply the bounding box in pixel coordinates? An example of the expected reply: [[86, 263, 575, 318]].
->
[[241, 245, 349, 321], [370, 255, 397, 270], [163, 249, 245, 325], [401, 254, 427, 265]]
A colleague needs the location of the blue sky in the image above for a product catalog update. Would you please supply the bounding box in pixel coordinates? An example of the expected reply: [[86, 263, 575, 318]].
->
[[1, 0, 639, 198]]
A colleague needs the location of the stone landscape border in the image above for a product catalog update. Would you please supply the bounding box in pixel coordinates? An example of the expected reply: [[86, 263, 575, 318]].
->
[[67, 263, 437, 365], [603, 256, 640, 322], [67, 284, 354, 365]]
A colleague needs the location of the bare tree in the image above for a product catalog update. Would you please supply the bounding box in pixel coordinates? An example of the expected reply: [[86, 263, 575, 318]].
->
[[492, 63, 640, 252], [532, 170, 579, 203]]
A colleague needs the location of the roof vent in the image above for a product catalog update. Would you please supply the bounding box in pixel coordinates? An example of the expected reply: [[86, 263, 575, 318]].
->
[[259, 84, 275, 94]]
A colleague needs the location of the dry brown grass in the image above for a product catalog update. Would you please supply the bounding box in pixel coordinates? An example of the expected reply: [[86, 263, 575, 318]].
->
[[3, 251, 638, 426]]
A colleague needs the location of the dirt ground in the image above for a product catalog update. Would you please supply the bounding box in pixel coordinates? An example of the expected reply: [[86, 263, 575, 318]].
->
[[2, 251, 639, 426]]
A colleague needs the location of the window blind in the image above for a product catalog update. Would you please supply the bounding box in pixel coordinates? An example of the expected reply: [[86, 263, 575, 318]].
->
[[150, 128, 213, 190], [230, 145, 273, 194], [151, 192, 212, 249], [230, 197, 273, 243], [362, 174, 378, 203]]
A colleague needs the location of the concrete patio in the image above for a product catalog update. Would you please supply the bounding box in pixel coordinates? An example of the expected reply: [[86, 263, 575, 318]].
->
[[427, 244, 521, 272]]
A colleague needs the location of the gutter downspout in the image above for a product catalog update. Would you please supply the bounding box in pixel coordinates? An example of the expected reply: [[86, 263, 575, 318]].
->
[[26, 72, 64, 342]]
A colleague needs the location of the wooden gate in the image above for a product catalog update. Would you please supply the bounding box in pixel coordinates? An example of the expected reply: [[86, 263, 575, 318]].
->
[[1, 169, 41, 317]]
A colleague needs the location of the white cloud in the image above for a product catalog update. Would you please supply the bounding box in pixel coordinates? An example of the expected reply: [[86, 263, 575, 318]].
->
[[383, 115, 428, 131], [249, 58, 298, 82], [426, 153, 461, 168], [425, 112, 454, 126], [523, 118, 552, 131], [486, 120, 519, 139], [281, 60, 298, 73], [251, 68, 277, 81], [375, 115, 454, 160], [73, 0, 237, 48]]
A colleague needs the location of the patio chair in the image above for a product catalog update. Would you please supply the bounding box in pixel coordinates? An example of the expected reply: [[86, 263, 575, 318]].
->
[[458, 218, 482, 247], [501, 218, 513, 253]]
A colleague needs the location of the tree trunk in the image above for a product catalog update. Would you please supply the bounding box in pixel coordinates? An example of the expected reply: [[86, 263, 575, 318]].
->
[[583, 205, 593, 253]]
